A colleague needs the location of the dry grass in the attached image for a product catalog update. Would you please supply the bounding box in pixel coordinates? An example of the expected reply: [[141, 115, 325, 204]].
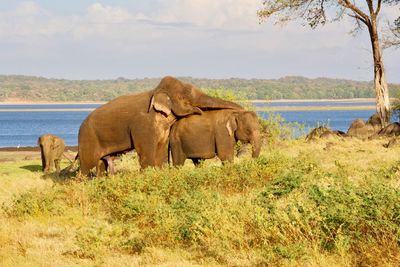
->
[[1, 137, 400, 266]]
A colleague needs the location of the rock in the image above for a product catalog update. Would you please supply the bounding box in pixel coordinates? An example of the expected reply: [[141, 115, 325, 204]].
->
[[306, 126, 344, 142], [378, 122, 400, 137]]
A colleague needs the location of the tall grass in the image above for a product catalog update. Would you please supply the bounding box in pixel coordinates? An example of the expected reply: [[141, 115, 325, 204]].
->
[[3, 148, 400, 266]]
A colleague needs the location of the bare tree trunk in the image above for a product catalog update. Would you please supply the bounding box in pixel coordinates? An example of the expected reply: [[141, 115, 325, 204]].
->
[[369, 19, 390, 128]]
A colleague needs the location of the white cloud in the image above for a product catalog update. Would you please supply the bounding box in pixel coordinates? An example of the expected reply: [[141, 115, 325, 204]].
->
[[155, 0, 260, 30], [0, 1, 398, 82]]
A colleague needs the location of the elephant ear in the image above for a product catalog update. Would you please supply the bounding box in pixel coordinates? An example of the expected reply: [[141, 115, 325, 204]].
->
[[149, 93, 172, 116]]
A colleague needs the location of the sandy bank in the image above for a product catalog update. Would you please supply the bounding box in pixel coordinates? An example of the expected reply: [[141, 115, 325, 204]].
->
[[0, 98, 378, 105]]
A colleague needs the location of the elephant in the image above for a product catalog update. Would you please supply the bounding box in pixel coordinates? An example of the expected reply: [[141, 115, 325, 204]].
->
[[78, 76, 242, 176], [169, 109, 261, 166], [37, 134, 65, 173]]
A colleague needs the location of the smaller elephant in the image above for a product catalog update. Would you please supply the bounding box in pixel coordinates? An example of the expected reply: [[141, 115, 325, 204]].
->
[[170, 109, 261, 166], [38, 134, 65, 173]]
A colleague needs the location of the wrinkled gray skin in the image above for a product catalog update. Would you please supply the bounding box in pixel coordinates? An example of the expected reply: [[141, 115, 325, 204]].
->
[[38, 134, 65, 173], [170, 110, 261, 166], [78, 76, 242, 176]]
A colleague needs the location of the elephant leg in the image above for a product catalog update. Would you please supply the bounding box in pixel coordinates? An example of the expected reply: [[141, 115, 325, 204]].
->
[[79, 165, 91, 176], [216, 135, 235, 163], [132, 131, 166, 168], [96, 160, 107, 177], [40, 148, 46, 171], [170, 143, 186, 166], [49, 157, 56, 172], [104, 156, 114, 175], [217, 144, 235, 162], [45, 157, 52, 173], [54, 159, 61, 173]]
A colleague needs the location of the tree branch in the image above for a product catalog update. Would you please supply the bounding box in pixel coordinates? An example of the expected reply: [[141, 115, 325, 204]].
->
[[365, 0, 375, 17], [340, 0, 370, 23], [375, 0, 382, 16], [348, 13, 368, 26]]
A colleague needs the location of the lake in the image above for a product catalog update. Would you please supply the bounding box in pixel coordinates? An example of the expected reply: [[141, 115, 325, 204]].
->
[[0, 101, 377, 147]]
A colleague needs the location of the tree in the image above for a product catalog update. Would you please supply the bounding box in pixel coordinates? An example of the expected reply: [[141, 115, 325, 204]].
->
[[390, 15, 400, 47], [258, 0, 400, 127]]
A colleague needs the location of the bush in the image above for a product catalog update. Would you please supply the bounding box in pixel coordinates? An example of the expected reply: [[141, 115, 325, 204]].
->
[[3, 189, 65, 218], [4, 147, 400, 265]]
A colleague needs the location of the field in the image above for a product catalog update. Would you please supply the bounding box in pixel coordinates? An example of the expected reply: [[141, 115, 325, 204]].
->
[[1, 137, 400, 266]]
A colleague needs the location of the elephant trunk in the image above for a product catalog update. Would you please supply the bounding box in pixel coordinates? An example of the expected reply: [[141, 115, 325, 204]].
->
[[194, 94, 243, 110], [251, 131, 262, 158]]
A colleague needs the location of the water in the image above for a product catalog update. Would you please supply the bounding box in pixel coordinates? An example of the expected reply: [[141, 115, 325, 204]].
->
[[255, 100, 375, 107], [0, 111, 89, 147], [0, 102, 376, 147], [260, 110, 375, 134]]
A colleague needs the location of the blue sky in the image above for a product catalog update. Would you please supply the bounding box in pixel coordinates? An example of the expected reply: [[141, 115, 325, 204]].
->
[[0, 1, 399, 82]]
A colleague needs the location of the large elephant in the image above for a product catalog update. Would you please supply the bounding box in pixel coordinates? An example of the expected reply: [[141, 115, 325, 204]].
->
[[169, 109, 261, 166], [78, 76, 242, 175], [37, 134, 65, 173]]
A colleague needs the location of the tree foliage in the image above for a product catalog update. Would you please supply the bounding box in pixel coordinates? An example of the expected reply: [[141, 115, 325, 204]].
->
[[1, 75, 400, 101], [258, 0, 399, 30], [258, 0, 399, 127]]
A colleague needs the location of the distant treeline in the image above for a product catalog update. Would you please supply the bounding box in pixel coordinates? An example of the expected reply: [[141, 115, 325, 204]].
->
[[1, 75, 400, 101]]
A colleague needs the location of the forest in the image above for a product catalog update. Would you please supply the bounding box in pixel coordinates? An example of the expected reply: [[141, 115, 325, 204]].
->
[[1, 75, 400, 102]]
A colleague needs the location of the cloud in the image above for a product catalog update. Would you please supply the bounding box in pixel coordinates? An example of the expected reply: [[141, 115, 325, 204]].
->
[[0, 1, 398, 82], [154, 0, 260, 30]]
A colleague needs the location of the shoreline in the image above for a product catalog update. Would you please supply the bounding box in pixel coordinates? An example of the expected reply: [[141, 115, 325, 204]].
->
[[249, 98, 376, 103], [0, 101, 106, 105], [0, 105, 377, 112], [0, 146, 78, 152], [0, 98, 377, 105]]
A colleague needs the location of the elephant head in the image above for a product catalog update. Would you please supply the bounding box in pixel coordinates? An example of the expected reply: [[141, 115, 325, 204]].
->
[[149, 76, 243, 117], [37, 134, 65, 173], [226, 111, 262, 158]]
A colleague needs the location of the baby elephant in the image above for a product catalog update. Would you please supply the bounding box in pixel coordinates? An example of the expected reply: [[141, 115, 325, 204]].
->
[[170, 110, 261, 166], [37, 134, 65, 173]]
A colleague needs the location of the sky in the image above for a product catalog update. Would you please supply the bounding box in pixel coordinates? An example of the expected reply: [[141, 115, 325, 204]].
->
[[0, 0, 399, 82]]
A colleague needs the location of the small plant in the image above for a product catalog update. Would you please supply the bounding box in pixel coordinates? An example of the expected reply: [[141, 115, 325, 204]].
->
[[3, 189, 65, 218]]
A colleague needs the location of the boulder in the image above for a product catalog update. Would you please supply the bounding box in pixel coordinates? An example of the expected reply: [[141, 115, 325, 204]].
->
[[347, 113, 383, 140], [378, 122, 400, 137], [306, 126, 345, 142]]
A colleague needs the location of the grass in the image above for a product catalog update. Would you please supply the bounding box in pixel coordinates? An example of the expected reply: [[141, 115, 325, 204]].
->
[[1, 137, 400, 266]]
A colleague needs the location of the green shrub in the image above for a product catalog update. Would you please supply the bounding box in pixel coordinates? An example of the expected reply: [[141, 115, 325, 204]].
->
[[3, 189, 65, 218], [4, 146, 400, 265]]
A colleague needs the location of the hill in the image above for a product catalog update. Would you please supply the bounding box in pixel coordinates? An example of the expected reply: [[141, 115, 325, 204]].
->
[[1, 75, 400, 102]]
